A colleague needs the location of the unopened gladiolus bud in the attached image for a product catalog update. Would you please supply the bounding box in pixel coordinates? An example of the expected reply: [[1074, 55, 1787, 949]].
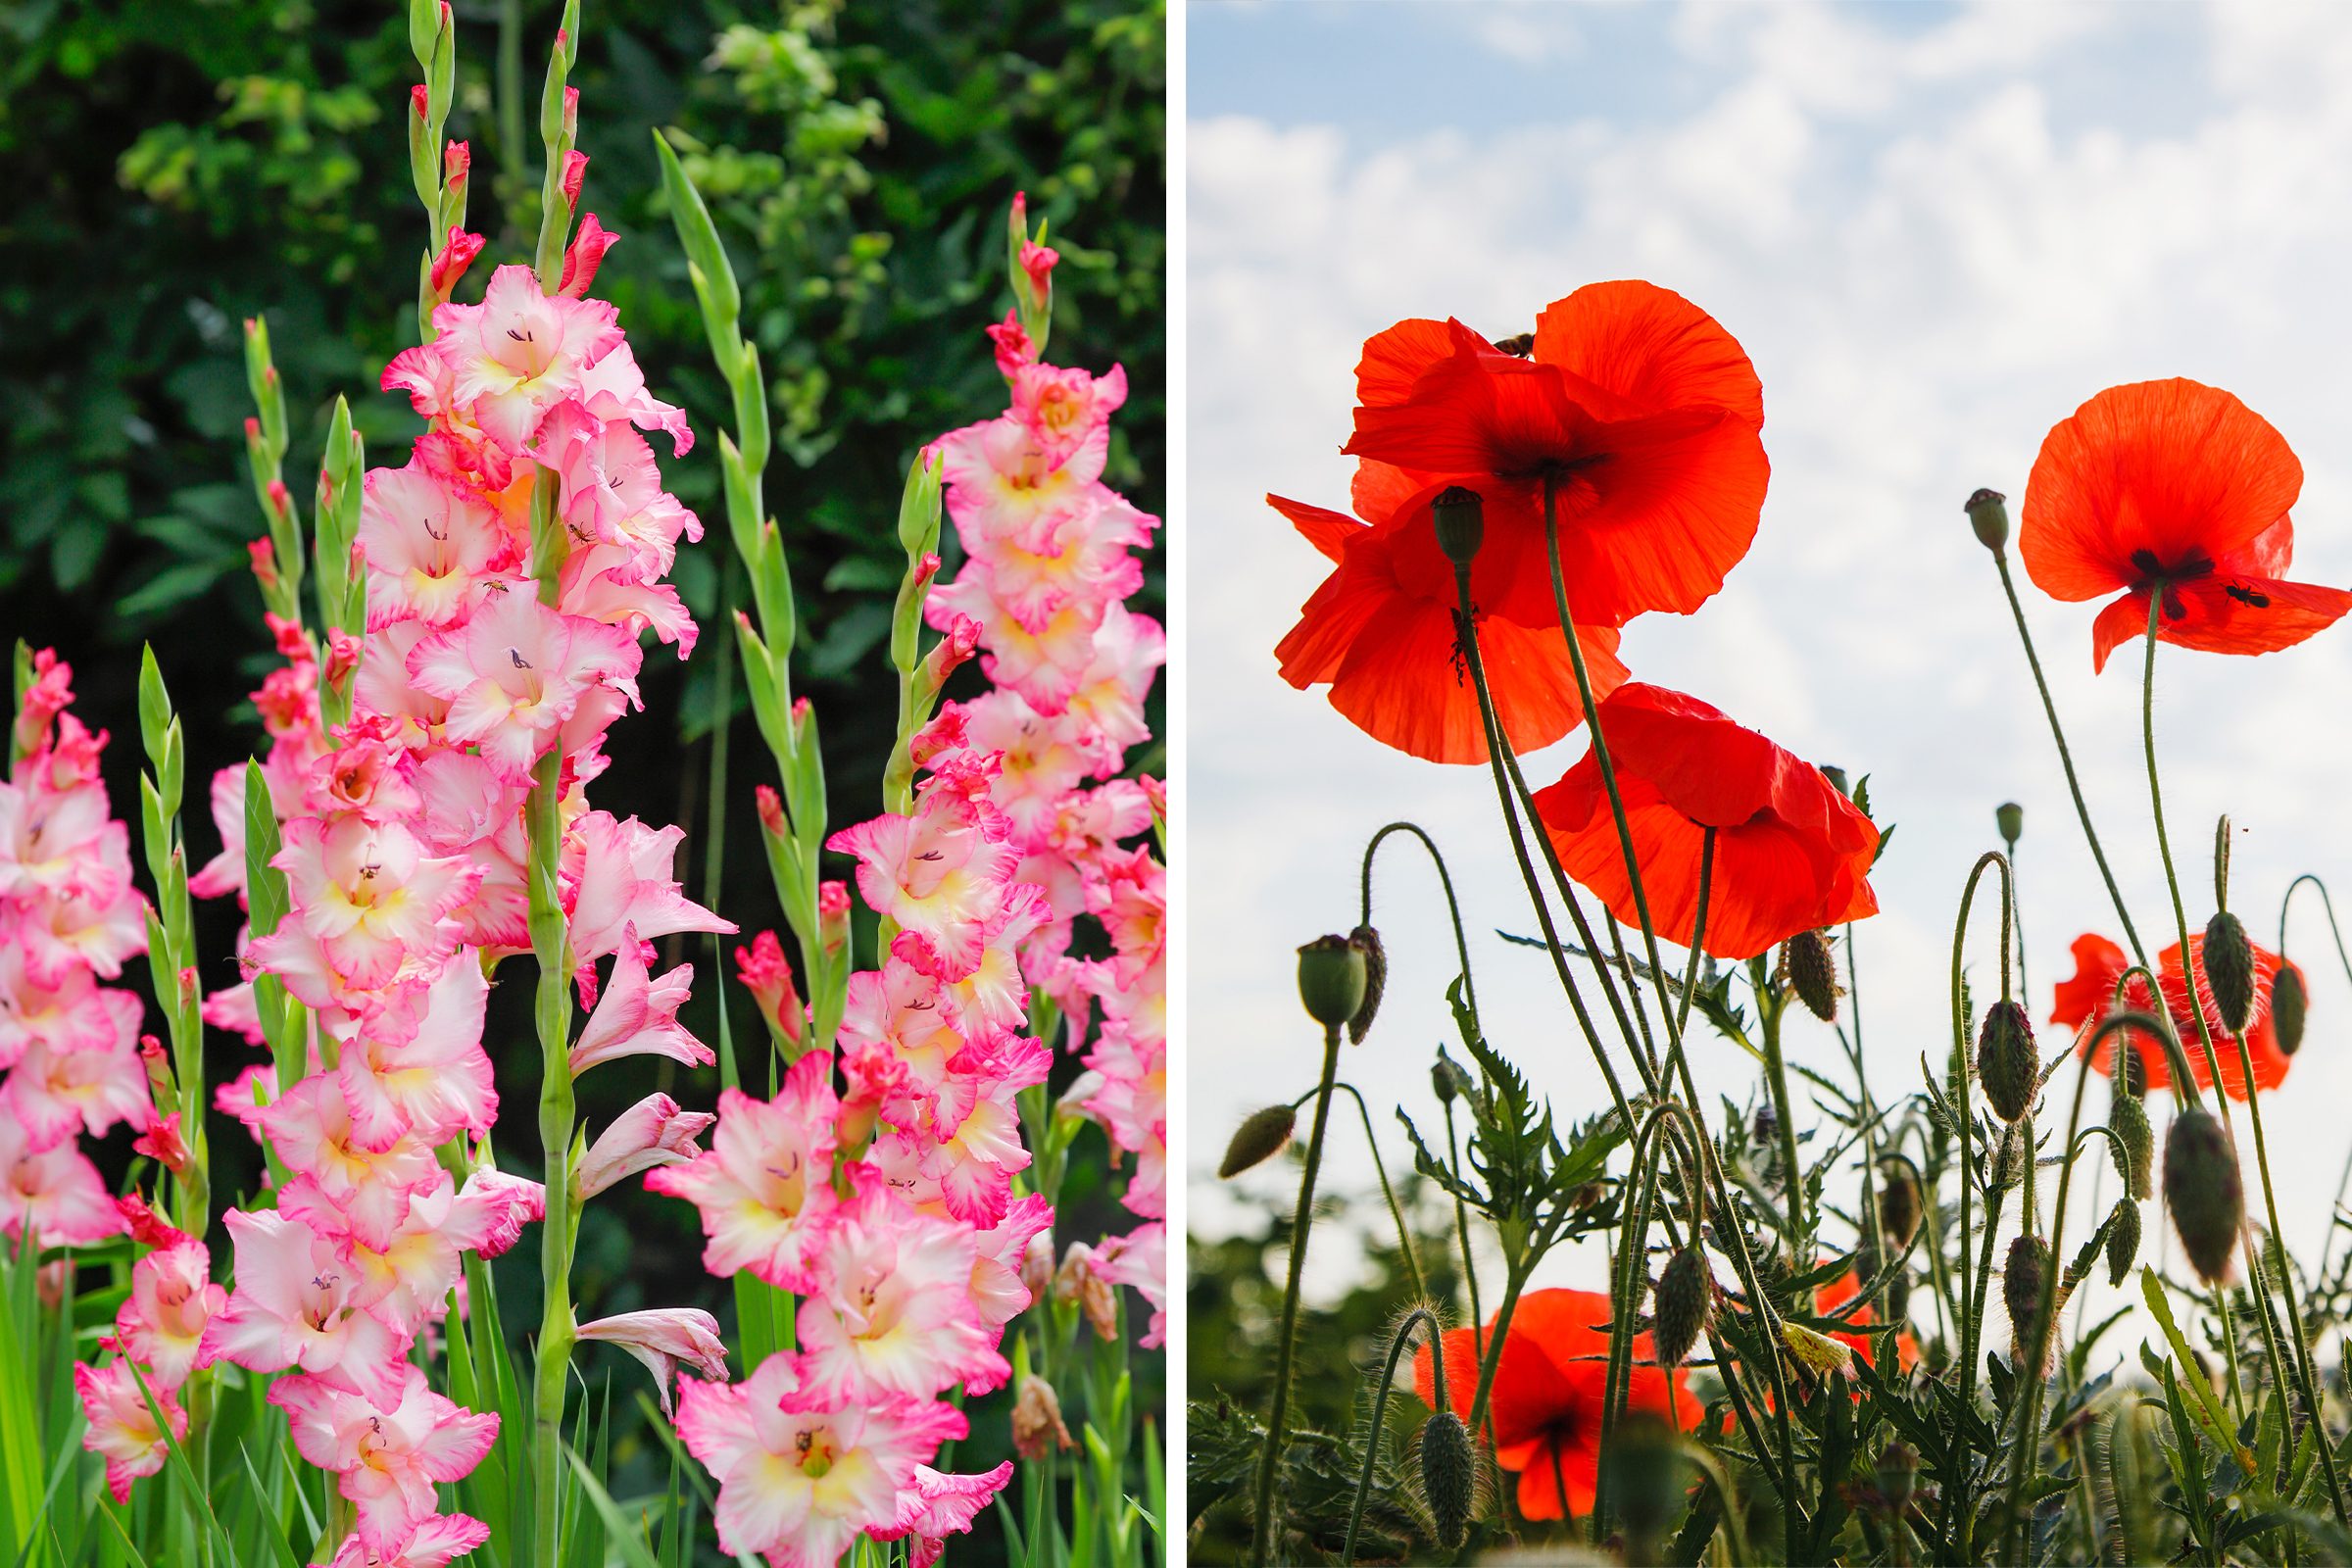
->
[[576, 1308, 728, 1417], [558, 213, 617, 298], [2273, 965, 2307, 1055], [1976, 1000, 2036, 1123], [1346, 923, 1387, 1044], [754, 785, 786, 840], [1431, 486, 1484, 567], [409, 83, 428, 126], [266, 478, 292, 522], [133, 1113, 192, 1175], [1420, 1409, 1475, 1551], [323, 630, 363, 690], [1055, 1244, 1119, 1341], [443, 138, 469, 195], [248, 538, 280, 592], [1019, 237, 1058, 297], [2167, 1107, 2242, 1283], [2202, 909, 2255, 1035], [734, 931, 804, 1045], [1218, 1104, 1297, 1178], [1996, 801, 2024, 848], [137, 1034, 174, 1108], [1012, 1375, 1074, 1460], [986, 311, 1035, 377], [562, 83, 578, 138], [428, 226, 485, 295], [1876, 1158, 1923, 1250], [913, 552, 942, 590], [1297, 933, 1368, 1030], [1965, 486, 2010, 552], [818, 881, 851, 956], [916, 615, 982, 698], [1020, 1231, 1054, 1303], [2107, 1197, 2142, 1286], [1651, 1247, 1712, 1369], [576, 1093, 715, 1199], [1786, 928, 1838, 1022], [561, 151, 588, 209], [2111, 1089, 2154, 1200], [1605, 1412, 1687, 1567]]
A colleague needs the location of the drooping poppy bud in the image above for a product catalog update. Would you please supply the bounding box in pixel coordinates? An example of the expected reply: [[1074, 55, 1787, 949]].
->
[[1218, 1104, 1298, 1178], [1965, 486, 2010, 553], [1431, 486, 1484, 568], [2106, 1198, 2142, 1287], [2202, 910, 2255, 1036], [2003, 1233, 2055, 1371], [2110, 1090, 2154, 1200], [1651, 1247, 1713, 1370], [1298, 934, 1369, 1029], [1419, 1409, 1475, 1551], [2165, 1106, 2243, 1284], [1348, 923, 1388, 1044], [2273, 964, 2308, 1055], [1996, 801, 2023, 848], [1876, 1159, 1923, 1251], [1786, 928, 1838, 1022], [1976, 1000, 2037, 1123], [1876, 1441, 1920, 1513]]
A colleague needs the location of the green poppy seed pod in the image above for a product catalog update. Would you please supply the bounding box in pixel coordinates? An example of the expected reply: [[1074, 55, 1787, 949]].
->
[[1218, 1104, 1297, 1178], [2165, 1106, 2244, 1284], [1297, 934, 1368, 1029], [2004, 1233, 2055, 1372], [2110, 1090, 2155, 1201], [1604, 1411, 1687, 1566], [1876, 1441, 1920, 1512], [1786, 928, 1839, 1022], [2202, 910, 2255, 1036], [1976, 1000, 2037, 1123], [1651, 1247, 1713, 1369], [2107, 1198, 2142, 1288], [1347, 924, 1387, 1045], [1876, 1161, 1923, 1251], [1419, 1409, 1475, 1551], [1432, 485, 1485, 568], [1996, 801, 2024, 848], [2273, 964, 2308, 1056], [1965, 486, 2010, 552]]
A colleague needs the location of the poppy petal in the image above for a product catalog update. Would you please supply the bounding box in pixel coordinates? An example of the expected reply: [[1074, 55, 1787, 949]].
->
[[1266, 493, 1361, 564], [1355, 318, 1459, 409], [1534, 280, 1764, 424]]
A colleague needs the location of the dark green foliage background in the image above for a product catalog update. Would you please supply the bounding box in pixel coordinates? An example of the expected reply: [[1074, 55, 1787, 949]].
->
[[0, 0, 1164, 1550]]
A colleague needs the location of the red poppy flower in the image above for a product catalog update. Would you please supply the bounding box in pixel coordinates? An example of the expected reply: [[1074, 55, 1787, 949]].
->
[[2020, 378, 2352, 672], [1270, 476, 1629, 763], [1816, 1270, 1918, 1373], [1531, 685, 1879, 960], [2051, 931, 2297, 1098], [1413, 1287, 1695, 1523], [1342, 281, 1769, 630]]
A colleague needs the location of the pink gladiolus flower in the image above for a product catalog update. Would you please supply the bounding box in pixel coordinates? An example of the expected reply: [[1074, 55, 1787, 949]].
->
[[968, 1194, 1056, 1338], [458, 1166, 546, 1259], [429, 264, 622, 452], [280, 1171, 506, 1327], [408, 587, 643, 780], [324, 1513, 492, 1568], [109, 1238, 225, 1391], [577, 1307, 729, 1415], [2, 1029, 151, 1150], [75, 1359, 186, 1503], [870, 1463, 1016, 1568], [259, 1074, 444, 1250], [427, 227, 486, 296], [577, 1092, 713, 1199], [675, 1351, 966, 1568], [201, 1209, 412, 1404], [828, 779, 1019, 985], [272, 1367, 499, 1553], [360, 464, 511, 628], [132, 1111, 192, 1174], [559, 213, 617, 298], [985, 311, 1034, 377], [1011, 362, 1126, 468], [11, 648, 73, 760], [560, 811, 732, 970], [0, 1114, 122, 1246], [271, 814, 477, 991], [795, 1179, 1003, 1404], [337, 955, 497, 1147], [644, 1056, 840, 1292], [570, 930, 710, 1075], [1093, 1221, 1167, 1349]]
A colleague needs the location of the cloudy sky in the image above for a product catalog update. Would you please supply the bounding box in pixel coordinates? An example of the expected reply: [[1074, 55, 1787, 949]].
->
[[1185, 0, 2352, 1326]]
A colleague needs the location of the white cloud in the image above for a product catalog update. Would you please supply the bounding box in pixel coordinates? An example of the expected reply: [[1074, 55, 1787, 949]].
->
[[1186, 0, 2352, 1321]]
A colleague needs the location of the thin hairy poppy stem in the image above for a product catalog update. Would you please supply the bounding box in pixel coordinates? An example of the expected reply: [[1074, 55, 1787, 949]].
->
[[1330, 1082, 1426, 1302], [1361, 821, 1479, 1017], [2138, 602, 2228, 1106], [1443, 1102, 1485, 1380], [1676, 833, 1716, 1045], [1250, 1018, 1347, 1567], [1755, 959, 1806, 1257], [1594, 1116, 1670, 1544], [1341, 1306, 1442, 1566], [1945, 849, 2014, 1560], [1990, 550, 2149, 965]]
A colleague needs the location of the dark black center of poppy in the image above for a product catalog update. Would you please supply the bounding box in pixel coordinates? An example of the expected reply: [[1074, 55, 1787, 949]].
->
[[2127, 549, 2221, 622]]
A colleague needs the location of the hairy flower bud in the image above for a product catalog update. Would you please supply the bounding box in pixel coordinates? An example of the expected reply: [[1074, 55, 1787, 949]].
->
[[1348, 923, 1387, 1044], [2110, 1090, 2154, 1200], [2165, 1107, 2243, 1284], [2107, 1198, 2142, 1287], [1876, 1160, 1923, 1251], [1651, 1247, 1713, 1369], [1218, 1104, 1298, 1178], [1996, 801, 2023, 848], [1298, 933, 1368, 1029], [2202, 910, 2255, 1036], [1419, 1409, 1475, 1551], [2003, 1233, 2054, 1373], [1976, 1000, 2037, 1123], [1786, 928, 1838, 1022], [1604, 1411, 1686, 1565], [1876, 1441, 1920, 1513], [1431, 486, 1484, 568], [2273, 964, 2308, 1055], [1965, 486, 2010, 552]]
